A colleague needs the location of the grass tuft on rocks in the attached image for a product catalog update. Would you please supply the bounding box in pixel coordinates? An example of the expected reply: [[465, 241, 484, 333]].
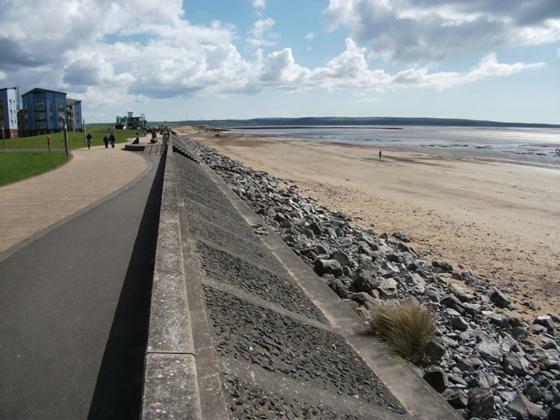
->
[[369, 299, 437, 365]]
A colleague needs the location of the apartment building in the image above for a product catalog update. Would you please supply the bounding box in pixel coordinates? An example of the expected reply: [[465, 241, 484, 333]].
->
[[67, 98, 83, 132], [21, 88, 67, 136]]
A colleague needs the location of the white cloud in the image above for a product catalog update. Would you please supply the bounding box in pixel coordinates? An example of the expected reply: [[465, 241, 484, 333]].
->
[[305, 32, 316, 41], [247, 18, 277, 48], [252, 0, 266, 10], [392, 54, 544, 89], [0, 0, 547, 119], [325, 0, 560, 61], [260, 48, 310, 85]]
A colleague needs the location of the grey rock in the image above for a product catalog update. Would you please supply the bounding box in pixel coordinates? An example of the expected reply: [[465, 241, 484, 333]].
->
[[330, 251, 351, 268], [423, 367, 448, 393], [477, 338, 503, 362], [477, 372, 498, 389], [457, 357, 482, 372], [490, 289, 511, 308], [504, 353, 531, 376], [327, 278, 349, 299], [426, 339, 446, 363], [313, 259, 343, 277], [468, 387, 496, 418], [392, 230, 412, 242], [377, 277, 398, 298], [404, 273, 426, 294], [524, 381, 543, 403], [451, 315, 470, 331], [535, 315, 556, 333], [548, 403, 560, 419], [441, 294, 464, 312], [351, 269, 379, 293], [442, 389, 468, 409], [508, 393, 547, 419], [513, 326, 529, 340], [432, 260, 454, 273], [349, 292, 381, 311]]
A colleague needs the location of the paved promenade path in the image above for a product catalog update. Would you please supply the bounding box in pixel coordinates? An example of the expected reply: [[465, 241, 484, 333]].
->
[[0, 143, 149, 257], [0, 145, 164, 419]]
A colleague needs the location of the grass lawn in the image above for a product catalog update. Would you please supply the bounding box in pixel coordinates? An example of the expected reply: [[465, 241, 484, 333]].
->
[[0, 152, 68, 186], [1, 126, 139, 150]]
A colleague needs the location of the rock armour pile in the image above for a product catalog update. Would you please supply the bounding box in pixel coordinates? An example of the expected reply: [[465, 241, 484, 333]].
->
[[186, 138, 560, 420], [172, 139, 406, 419]]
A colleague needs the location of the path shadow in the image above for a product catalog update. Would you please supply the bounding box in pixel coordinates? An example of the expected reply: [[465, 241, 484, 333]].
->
[[87, 153, 166, 419]]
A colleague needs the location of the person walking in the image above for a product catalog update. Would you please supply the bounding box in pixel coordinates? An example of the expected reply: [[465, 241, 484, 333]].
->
[[109, 133, 116, 148], [379, 149, 383, 160], [102, 134, 109, 149], [86, 133, 93, 149]]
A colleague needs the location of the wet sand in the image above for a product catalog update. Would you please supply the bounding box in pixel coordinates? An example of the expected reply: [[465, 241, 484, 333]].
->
[[183, 127, 560, 317]]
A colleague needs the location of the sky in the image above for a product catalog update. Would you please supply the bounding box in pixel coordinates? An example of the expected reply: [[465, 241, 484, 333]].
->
[[0, 0, 559, 124]]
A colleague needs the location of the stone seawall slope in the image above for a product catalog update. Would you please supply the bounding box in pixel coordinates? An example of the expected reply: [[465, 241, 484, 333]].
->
[[141, 134, 460, 419]]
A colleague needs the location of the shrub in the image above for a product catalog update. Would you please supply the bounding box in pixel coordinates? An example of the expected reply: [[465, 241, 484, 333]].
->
[[369, 299, 437, 365]]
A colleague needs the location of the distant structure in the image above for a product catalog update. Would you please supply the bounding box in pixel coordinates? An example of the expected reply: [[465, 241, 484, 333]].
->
[[115, 111, 146, 129], [21, 88, 67, 136], [0, 87, 19, 138], [66, 98, 83, 132]]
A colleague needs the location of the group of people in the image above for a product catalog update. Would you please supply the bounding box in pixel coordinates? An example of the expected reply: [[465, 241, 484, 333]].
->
[[85, 132, 116, 150], [83, 126, 171, 150]]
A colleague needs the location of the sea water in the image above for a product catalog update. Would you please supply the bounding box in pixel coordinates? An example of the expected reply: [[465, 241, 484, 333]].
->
[[231, 126, 560, 165]]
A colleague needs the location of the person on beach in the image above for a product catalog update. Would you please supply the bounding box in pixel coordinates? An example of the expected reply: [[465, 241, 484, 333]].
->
[[86, 133, 93, 149], [102, 134, 109, 148], [109, 133, 116, 148], [379, 149, 383, 160]]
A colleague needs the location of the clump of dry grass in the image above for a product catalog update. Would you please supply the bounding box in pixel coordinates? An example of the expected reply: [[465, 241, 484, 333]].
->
[[369, 299, 437, 365]]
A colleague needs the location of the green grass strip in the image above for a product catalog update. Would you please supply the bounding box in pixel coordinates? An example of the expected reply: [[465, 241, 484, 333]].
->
[[0, 152, 68, 186], [0, 126, 139, 150]]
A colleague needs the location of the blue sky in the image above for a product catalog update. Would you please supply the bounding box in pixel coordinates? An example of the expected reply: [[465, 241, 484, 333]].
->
[[0, 0, 559, 123]]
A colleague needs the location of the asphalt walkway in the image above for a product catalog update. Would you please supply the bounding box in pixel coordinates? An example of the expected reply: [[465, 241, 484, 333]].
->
[[0, 143, 149, 257], [0, 148, 165, 419]]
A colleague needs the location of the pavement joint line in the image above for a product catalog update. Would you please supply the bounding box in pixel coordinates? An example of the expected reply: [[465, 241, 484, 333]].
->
[[0, 148, 154, 264], [200, 276, 335, 333]]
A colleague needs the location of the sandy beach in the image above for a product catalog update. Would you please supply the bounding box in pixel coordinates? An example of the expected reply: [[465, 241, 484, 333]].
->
[[182, 127, 560, 317]]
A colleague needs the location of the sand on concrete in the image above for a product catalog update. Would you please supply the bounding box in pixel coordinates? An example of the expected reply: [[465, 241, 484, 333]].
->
[[0, 143, 149, 254], [186, 128, 560, 317]]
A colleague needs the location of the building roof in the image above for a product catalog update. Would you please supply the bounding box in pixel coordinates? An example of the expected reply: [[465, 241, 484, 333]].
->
[[67, 98, 82, 104], [0, 87, 17, 91], [22, 87, 67, 97]]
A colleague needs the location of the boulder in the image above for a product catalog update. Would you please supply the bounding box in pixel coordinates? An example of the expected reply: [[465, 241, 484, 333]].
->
[[442, 389, 468, 409], [351, 269, 379, 293], [327, 278, 349, 299], [477, 372, 498, 388], [477, 338, 503, 362], [423, 367, 448, 393], [392, 230, 412, 242], [426, 340, 446, 363], [330, 250, 351, 268], [490, 289, 511, 308], [404, 273, 426, 294], [314, 259, 343, 277], [450, 315, 469, 331], [441, 295, 464, 313], [377, 278, 398, 298], [548, 404, 560, 419], [468, 387, 496, 418], [432, 260, 454, 273], [534, 315, 556, 333], [507, 394, 547, 419], [503, 353, 531, 376]]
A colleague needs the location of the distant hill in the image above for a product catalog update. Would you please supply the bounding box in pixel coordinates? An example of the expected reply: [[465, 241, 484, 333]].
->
[[167, 116, 560, 129]]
